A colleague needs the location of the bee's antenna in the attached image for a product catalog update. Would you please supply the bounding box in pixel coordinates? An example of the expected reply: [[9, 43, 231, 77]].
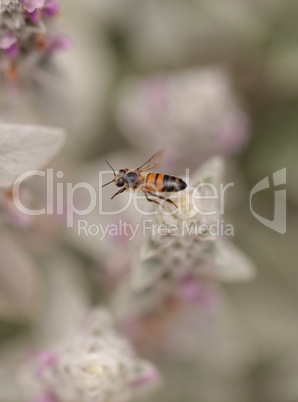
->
[[102, 179, 114, 188], [105, 160, 116, 176]]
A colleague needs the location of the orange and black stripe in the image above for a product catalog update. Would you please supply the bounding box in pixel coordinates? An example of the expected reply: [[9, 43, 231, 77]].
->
[[143, 173, 187, 192], [145, 173, 152, 186]]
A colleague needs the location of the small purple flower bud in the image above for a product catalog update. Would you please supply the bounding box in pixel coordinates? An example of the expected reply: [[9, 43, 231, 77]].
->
[[25, 8, 41, 23], [22, 0, 45, 13], [43, 0, 59, 17], [0, 31, 17, 49], [47, 35, 71, 55], [4, 42, 19, 58], [36, 351, 57, 379], [179, 275, 217, 307], [131, 366, 160, 389]]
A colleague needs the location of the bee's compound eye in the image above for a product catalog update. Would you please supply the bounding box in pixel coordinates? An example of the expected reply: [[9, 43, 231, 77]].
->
[[116, 178, 124, 187]]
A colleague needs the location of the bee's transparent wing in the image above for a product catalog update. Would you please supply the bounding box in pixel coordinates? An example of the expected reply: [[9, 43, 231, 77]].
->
[[136, 149, 165, 172]]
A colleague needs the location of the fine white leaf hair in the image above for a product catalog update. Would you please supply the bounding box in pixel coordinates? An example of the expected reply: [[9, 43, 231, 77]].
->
[[0, 124, 65, 187]]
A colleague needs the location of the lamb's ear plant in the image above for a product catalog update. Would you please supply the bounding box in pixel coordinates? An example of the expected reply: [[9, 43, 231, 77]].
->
[[21, 309, 161, 402], [115, 69, 250, 169], [0, 123, 65, 322], [0, 0, 70, 82], [112, 157, 255, 327], [0, 123, 65, 187], [136, 157, 254, 286]]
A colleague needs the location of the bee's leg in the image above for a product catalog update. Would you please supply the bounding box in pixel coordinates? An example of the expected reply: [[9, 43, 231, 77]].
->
[[147, 191, 178, 208], [111, 187, 125, 200], [143, 191, 161, 205]]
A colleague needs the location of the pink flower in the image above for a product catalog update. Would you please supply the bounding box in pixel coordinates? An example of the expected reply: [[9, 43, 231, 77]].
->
[[4, 42, 19, 58], [47, 35, 71, 55], [22, 0, 45, 13], [0, 31, 17, 49], [43, 0, 59, 17], [131, 366, 161, 389], [0, 0, 70, 81], [25, 8, 41, 23], [22, 309, 160, 402], [35, 351, 58, 379], [0, 31, 19, 59], [178, 275, 218, 308]]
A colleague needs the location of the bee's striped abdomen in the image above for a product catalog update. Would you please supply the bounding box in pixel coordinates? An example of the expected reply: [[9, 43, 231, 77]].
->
[[142, 173, 187, 192], [161, 175, 187, 192]]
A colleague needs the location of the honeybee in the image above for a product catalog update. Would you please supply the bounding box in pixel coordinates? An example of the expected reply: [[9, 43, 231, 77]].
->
[[102, 150, 187, 207]]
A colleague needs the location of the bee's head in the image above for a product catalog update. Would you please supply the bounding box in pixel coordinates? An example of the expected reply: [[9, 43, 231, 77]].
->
[[115, 169, 126, 187], [102, 161, 129, 189]]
